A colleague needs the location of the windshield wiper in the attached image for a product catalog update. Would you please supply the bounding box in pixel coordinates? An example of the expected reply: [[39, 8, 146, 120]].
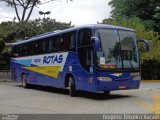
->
[[129, 50, 135, 70], [129, 59, 134, 70], [113, 42, 122, 68]]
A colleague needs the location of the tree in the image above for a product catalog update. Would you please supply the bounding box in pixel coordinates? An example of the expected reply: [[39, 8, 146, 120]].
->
[[0, 0, 73, 22], [0, 18, 71, 42], [108, 0, 160, 32], [0, 38, 9, 70]]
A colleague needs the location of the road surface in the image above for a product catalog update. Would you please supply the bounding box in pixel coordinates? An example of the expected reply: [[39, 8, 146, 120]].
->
[[0, 81, 159, 115]]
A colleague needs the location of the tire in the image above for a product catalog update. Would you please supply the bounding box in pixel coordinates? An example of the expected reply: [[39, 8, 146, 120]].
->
[[104, 91, 110, 95], [68, 77, 76, 97], [21, 74, 28, 88]]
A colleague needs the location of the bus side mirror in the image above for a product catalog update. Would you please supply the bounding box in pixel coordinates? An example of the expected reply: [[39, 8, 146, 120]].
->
[[137, 39, 150, 52], [91, 37, 101, 51]]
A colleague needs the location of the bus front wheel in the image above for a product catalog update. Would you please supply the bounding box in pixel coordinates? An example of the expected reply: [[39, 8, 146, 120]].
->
[[68, 77, 76, 97], [21, 74, 28, 88]]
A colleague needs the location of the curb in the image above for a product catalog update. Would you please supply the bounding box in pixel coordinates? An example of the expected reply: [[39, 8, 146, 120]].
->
[[0, 79, 14, 82], [141, 80, 160, 83]]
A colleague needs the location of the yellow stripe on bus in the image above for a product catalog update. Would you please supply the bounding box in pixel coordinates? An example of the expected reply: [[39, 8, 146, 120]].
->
[[23, 66, 61, 78]]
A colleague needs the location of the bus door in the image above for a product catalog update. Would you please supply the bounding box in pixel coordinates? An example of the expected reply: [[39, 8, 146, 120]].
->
[[77, 28, 95, 91]]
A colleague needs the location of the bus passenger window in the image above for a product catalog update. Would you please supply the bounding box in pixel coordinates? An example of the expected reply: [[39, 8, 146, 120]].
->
[[25, 43, 30, 56], [78, 28, 92, 47], [42, 40, 49, 54], [49, 39, 56, 52], [55, 36, 61, 52], [34, 41, 43, 55], [61, 33, 71, 51], [12, 45, 20, 57], [70, 32, 76, 52], [61, 31, 76, 52]]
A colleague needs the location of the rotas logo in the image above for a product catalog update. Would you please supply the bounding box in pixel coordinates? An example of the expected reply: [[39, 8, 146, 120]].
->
[[43, 54, 63, 64]]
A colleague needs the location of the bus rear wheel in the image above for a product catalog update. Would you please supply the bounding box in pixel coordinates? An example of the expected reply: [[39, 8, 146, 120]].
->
[[68, 77, 76, 97], [21, 74, 28, 88]]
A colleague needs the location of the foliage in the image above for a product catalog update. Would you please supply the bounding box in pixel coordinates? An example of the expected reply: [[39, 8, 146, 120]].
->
[[0, 38, 9, 70], [108, 0, 160, 32], [0, 51, 10, 70], [141, 60, 160, 80], [0, 38, 5, 52], [0, 18, 71, 43]]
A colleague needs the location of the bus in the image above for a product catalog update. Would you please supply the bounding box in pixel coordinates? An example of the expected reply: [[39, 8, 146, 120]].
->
[[11, 24, 149, 96]]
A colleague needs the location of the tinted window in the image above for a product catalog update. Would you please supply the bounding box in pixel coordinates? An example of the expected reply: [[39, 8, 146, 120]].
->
[[78, 28, 92, 47], [61, 31, 76, 52], [42, 40, 49, 53], [25, 43, 30, 56], [12, 45, 20, 57], [34, 40, 43, 55], [29, 42, 35, 55], [70, 32, 76, 51], [12, 31, 76, 57]]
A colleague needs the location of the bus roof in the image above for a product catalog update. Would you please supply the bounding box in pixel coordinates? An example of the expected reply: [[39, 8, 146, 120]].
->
[[12, 24, 134, 46]]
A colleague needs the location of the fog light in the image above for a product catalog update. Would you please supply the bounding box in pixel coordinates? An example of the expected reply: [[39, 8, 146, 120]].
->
[[97, 77, 112, 82]]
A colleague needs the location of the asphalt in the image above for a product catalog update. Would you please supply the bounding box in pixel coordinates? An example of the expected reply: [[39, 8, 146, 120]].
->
[[0, 82, 159, 115]]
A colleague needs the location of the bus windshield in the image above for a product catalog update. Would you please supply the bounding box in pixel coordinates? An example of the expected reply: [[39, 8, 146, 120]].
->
[[96, 29, 139, 69]]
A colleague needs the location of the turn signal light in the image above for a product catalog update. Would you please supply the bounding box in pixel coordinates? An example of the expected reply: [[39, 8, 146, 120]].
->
[[100, 65, 116, 69]]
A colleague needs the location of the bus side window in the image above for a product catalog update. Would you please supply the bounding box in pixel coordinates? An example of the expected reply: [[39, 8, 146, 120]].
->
[[49, 36, 60, 52], [34, 41, 43, 55], [12, 45, 20, 57], [55, 36, 61, 52], [78, 28, 92, 47], [22, 43, 29, 56], [49, 39, 55, 52], [61, 31, 76, 52], [42, 39, 49, 54], [30, 42, 36, 55], [25, 43, 30, 56], [70, 31, 76, 52], [61, 33, 70, 51]]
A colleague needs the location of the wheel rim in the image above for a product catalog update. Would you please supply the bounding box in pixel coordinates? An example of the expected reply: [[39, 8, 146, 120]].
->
[[69, 77, 72, 92]]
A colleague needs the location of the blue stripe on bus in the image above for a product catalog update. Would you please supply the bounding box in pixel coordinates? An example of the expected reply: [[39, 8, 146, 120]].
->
[[13, 59, 32, 67]]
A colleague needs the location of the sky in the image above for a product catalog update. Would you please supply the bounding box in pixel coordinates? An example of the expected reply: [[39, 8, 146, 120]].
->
[[0, 0, 112, 26]]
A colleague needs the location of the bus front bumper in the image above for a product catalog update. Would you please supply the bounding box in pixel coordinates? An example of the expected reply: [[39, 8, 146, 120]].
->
[[96, 80, 141, 92]]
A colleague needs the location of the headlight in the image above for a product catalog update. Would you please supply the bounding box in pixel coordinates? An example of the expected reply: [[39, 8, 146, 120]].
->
[[131, 72, 140, 76], [131, 72, 141, 81], [97, 77, 112, 82], [133, 76, 141, 81]]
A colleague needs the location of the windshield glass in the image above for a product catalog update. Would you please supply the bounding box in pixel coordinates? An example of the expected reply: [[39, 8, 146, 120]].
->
[[95, 29, 139, 69]]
